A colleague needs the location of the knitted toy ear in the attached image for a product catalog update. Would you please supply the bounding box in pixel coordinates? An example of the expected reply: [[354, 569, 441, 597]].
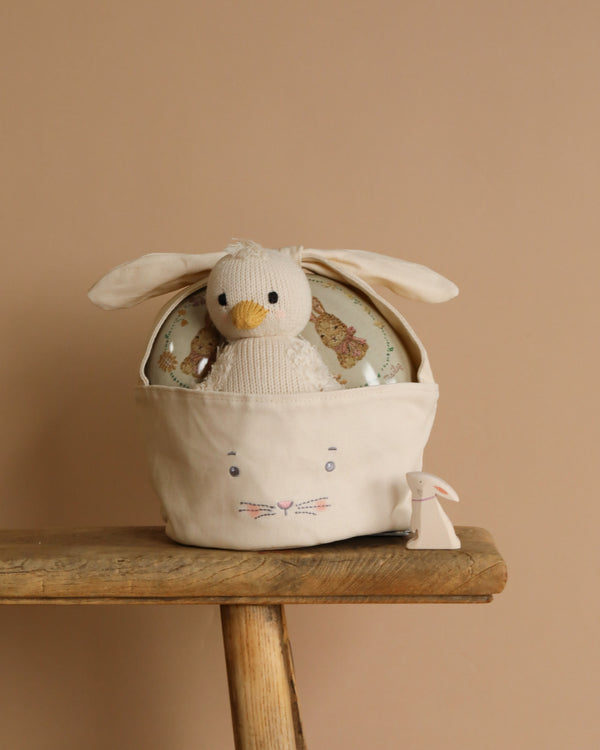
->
[[88, 252, 226, 310], [277, 246, 304, 265], [301, 247, 458, 303]]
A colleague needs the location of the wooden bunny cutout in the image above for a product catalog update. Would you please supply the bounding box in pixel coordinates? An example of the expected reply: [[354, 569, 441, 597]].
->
[[406, 471, 461, 550]]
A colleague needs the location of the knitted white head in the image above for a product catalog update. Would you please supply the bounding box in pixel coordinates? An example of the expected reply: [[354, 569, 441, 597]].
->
[[206, 240, 312, 340]]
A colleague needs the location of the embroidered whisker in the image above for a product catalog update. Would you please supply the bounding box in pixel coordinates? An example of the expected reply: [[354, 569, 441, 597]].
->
[[296, 497, 328, 507], [239, 501, 277, 520]]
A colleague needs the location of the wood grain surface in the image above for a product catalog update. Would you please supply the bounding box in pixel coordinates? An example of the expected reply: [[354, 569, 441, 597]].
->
[[0, 526, 507, 604], [221, 605, 306, 750]]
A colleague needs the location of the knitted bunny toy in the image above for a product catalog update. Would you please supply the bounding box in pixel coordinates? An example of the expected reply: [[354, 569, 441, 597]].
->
[[198, 240, 341, 394]]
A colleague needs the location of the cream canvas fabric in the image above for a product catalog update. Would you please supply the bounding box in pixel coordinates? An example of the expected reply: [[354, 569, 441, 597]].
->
[[89, 243, 457, 549], [88, 245, 458, 310], [136, 383, 438, 549]]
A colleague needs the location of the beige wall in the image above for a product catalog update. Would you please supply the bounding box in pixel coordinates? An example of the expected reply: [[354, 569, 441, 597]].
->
[[1, 1, 598, 747]]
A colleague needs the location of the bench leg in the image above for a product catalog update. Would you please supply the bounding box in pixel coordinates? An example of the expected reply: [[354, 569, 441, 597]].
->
[[220, 604, 306, 750]]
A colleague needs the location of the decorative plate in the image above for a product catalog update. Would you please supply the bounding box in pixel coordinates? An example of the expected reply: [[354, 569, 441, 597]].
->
[[145, 275, 414, 388]]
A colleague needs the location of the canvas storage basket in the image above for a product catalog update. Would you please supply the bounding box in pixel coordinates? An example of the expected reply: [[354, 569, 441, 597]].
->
[[134, 260, 443, 550]]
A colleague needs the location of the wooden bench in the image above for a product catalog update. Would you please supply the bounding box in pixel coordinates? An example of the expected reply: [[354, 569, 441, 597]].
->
[[0, 525, 507, 749]]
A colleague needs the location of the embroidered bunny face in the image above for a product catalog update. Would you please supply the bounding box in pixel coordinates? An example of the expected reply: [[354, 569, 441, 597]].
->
[[226, 447, 338, 520], [206, 242, 312, 341]]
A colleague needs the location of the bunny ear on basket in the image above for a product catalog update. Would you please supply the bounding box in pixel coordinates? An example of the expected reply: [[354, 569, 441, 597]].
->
[[88, 252, 226, 310], [88, 245, 458, 310], [300, 247, 459, 304]]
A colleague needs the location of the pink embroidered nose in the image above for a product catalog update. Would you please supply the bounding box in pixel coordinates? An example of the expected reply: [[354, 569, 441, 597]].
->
[[277, 501, 294, 512]]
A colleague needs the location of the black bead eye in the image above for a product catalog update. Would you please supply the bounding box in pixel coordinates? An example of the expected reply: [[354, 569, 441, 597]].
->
[[268, 291, 278, 304], [229, 466, 240, 477], [218, 293, 228, 306], [325, 461, 335, 472]]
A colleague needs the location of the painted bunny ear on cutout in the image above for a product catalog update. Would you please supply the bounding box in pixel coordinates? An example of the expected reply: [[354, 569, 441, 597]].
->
[[432, 477, 460, 502], [406, 471, 460, 502], [300, 247, 458, 303], [88, 252, 226, 310]]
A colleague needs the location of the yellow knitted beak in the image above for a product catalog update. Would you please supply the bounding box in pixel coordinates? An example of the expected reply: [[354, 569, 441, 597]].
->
[[231, 300, 269, 330]]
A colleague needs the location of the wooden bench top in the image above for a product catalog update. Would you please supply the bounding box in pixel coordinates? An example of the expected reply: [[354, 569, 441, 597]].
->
[[0, 525, 506, 605]]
